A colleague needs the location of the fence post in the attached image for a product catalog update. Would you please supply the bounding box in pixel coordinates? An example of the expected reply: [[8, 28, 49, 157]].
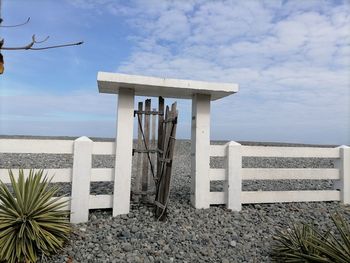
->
[[226, 141, 242, 211], [113, 88, 135, 216], [190, 93, 211, 209], [70, 136, 93, 223], [337, 145, 350, 204]]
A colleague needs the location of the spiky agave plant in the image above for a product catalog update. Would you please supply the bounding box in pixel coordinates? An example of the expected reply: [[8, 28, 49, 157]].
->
[[273, 212, 350, 262], [0, 169, 70, 263]]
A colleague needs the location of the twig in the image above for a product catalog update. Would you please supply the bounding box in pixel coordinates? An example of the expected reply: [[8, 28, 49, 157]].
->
[[1, 34, 83, 50], [0, 17, 30, 27]]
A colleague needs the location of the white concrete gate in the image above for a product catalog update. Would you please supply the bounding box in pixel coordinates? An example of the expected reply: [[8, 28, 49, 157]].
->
[[97, 72, 239, 216]]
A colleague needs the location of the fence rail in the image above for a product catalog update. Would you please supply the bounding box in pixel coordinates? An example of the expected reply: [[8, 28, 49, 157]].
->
[[241, 145, 340, 158], [0, 168, 115, 183], [209, 168, 340, 181], [208, 142, 349, 210], [209, 190, 341, 205], [210, 144, 340, 158], [0, 138, 115, 155], [1, 137, 349, 223], [0, 136, 116, 223]]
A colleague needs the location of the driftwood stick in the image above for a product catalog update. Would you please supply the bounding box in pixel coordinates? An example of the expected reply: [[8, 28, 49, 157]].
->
[[134, 102, 143, 202], [149, 108, 157, 192], [155, 106, 171, 218], [154, 101, 178, 220], [142, 99, 151, 196], [157, 97, 165, 183], [158, 103, 178, 220]]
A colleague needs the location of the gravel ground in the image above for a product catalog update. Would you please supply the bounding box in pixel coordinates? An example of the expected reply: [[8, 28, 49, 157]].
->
[[0, 139, 349, 263]]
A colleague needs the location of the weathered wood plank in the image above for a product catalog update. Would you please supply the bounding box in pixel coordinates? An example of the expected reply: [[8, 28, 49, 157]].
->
[[155, 105, 170, 217], [157, 97, 165, 182], [155, 103, 178, 220], [134, 102, 143, 201], [142, 99, 151, 193], [149, 108, 157, 191]]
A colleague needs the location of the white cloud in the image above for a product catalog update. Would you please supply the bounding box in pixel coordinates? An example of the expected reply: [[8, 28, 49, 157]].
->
[[113, 0, 350, 144], [4, 0, 349, 144]]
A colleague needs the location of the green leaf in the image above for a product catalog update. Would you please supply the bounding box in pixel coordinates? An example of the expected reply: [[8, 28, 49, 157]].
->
[[273, 212, 350, 262], [0, 169, 71, 262]]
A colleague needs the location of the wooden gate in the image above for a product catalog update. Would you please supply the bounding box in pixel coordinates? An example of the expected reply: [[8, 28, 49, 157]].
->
[[132, 96, 178, 220]]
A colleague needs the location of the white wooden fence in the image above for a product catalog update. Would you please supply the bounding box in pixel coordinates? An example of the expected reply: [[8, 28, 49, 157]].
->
[[1, 137, 349, 223], [0, 136, 116, 223], [209, 142, 350, 210]]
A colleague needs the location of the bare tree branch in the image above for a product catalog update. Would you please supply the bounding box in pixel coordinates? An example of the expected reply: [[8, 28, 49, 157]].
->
[[33, 35, 50, 44], [0, 35, 83, 51], [0, 17, 30, 27], [28, 41, 84, 50]]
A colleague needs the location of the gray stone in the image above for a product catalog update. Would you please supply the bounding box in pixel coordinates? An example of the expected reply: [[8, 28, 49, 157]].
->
[[122, 243, 133, 252], [230, 240, 237, 247], [5, 139, 342, 263]]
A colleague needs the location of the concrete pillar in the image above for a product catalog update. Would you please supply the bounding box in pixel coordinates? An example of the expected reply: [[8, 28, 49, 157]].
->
[[113, 88, 135, 216], [191, 93, 211, 208]]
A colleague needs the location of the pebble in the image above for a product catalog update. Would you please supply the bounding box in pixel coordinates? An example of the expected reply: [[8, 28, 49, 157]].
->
[[1, 139, 346, 263], [122, 243, 133, 252]]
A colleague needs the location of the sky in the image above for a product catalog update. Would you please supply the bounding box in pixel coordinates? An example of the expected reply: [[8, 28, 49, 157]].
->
[[0, 0, 349, 145]]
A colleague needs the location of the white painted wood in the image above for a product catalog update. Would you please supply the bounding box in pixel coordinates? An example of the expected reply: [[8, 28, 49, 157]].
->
[[242, 146, 339, 158], [209, 191, 227, 205], [208, 190, 340, 205], [226, 141, 242, 211], [91, 168, 114, 182], [209, 168, 340, 182], [113, 88, 135, 216], [209, 168, 226, 181], [333, 152, 342, 191], [92, 142, 115, 155], [0, 168, 72, 183], [210, 145, 226, 157], [57, 197, 71, 211], [337, 146, 350, 204], [98, 72, 238, 101], [0, 139, 74, 154], [32, 195, 112, 211], [242, 168, 340, 180], [89, 194, 113, 209], [70, 136, 93, 223], [191, 94, 211, 208], [241, 190, 340, 204]]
